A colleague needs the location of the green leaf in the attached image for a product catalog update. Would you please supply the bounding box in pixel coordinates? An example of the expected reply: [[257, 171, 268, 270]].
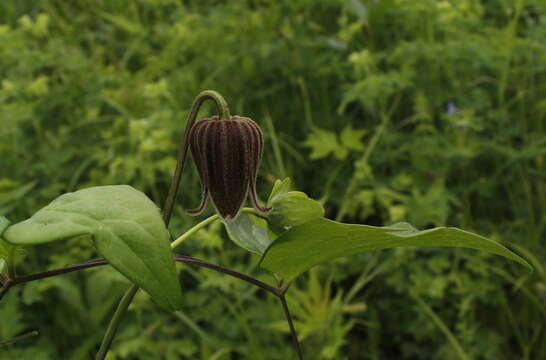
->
[[261, 218, 532, 284], [3, 185, 182, 311], [267, 179, 324, 228], [1, 216, 13, 275], [340, 125, 366, 151], [303, 126, 366, 160], [224, 213, 272, 255], [303, 128, 340, 160], [0, 216, 10, 237], [267, 178, 292, 205]]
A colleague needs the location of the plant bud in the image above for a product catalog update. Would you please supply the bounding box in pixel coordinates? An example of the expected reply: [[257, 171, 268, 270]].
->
[[187, 115, 270, 219]]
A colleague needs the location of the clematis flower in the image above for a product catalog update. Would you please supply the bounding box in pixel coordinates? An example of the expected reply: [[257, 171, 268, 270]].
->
[[187, 115, 270, 219]]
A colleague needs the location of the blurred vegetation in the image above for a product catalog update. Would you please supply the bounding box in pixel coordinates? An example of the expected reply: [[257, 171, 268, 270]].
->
[[1, 0, 545, 359]]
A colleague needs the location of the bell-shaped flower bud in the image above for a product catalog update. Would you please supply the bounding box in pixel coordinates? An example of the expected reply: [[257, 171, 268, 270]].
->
[[187, 115, 270, 219]]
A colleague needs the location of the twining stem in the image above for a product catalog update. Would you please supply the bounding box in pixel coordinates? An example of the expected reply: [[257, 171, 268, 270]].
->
[[0, 255, 278, 305], [0, 259, 106, 302], [174, 255, 279, 295], [9, 259, 106, 284], [280, 295, 304, 360], [0, 230, 303, 358]]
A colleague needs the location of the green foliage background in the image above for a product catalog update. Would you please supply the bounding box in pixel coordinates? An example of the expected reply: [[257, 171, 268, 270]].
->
[[1, 0, 545, 359]]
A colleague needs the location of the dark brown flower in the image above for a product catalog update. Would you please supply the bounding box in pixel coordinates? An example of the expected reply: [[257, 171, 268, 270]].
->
[[187, 115, 270, 219]]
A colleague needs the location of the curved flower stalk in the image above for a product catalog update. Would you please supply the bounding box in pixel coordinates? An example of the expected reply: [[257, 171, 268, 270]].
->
[[163, 90, 270, 222], [188, 115, 270, 219]]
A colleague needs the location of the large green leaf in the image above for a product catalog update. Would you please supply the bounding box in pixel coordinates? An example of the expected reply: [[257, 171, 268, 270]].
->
[[3, 185, 182, 311], [261, 218, 532, 283], [267, 178, 324, 228]]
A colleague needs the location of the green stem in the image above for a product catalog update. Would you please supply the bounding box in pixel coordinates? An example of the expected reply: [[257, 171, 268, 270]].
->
[[0, 330, 39, 346], [170, 214, 219, 249], [170, 208, 260, 249], [95, 285, 139, 360]]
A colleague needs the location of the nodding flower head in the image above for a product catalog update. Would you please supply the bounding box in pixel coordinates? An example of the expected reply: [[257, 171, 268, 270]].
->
[[187, 115, 270, 220]]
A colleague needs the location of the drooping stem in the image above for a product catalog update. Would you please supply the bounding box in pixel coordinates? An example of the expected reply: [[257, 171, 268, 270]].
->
[[163, 90, 231, 224], [280, 295, 304, 360]]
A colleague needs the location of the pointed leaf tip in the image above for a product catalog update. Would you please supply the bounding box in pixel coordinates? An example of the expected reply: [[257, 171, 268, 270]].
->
[[261, 218, 532, 283]]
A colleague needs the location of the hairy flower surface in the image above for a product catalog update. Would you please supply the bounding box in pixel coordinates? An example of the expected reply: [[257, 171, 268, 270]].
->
[[188, 115, 270, 219]]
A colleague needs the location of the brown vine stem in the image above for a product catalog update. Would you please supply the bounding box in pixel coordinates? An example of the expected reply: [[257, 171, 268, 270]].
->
[[0, 254, 303, 358], [280, 294, 304, 360], [0, 256, 278, 303], [174, 255, 280, 295], [0, 259, 106, 302], [0, 256, 302, 358]]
